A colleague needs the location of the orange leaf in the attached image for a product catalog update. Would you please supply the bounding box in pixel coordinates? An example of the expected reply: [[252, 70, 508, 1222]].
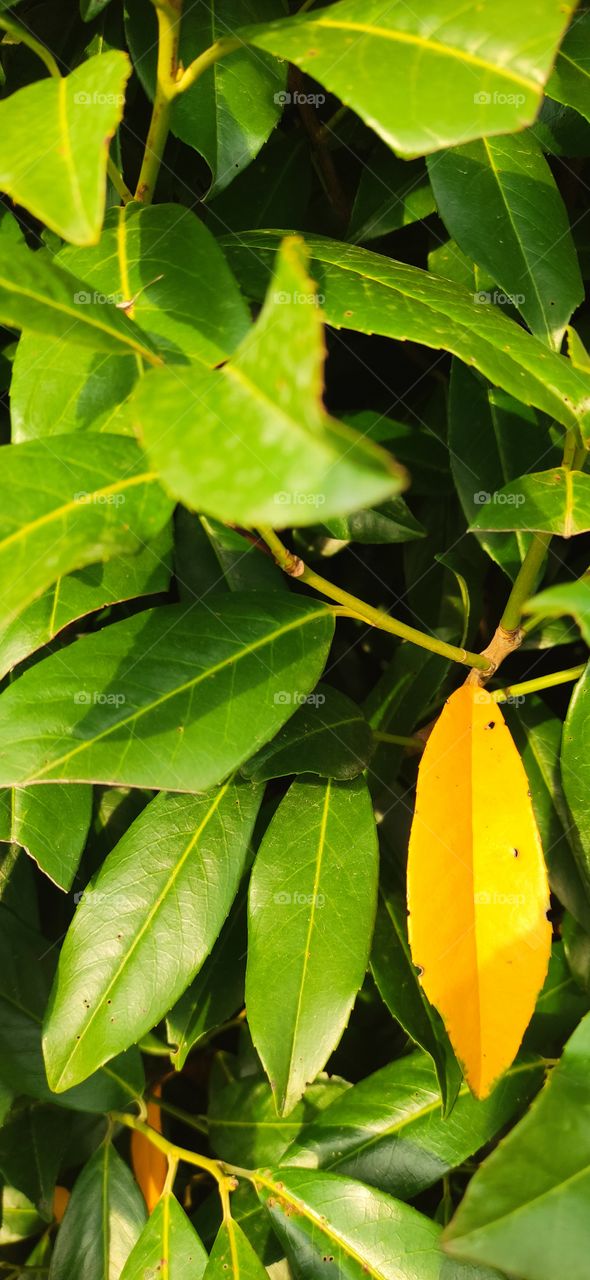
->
[[53, 1185, 70, 1223], [407, 684, 551, 1098], [131, 1090, 167, 1211]]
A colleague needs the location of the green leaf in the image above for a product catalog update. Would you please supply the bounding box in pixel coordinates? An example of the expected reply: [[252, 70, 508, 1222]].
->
[[525, 574, 590, 644], [120, 1193, 208, 1280], [448, 362, 558, 579], [11, 332, 137, 439], [61, 202, 251, 366], [223, 232, 590, 437], [370, 882, 461, 1111], [243, 0, 575, 157], [323, 499, 426, 545], [255, 1166, 497, 1280], [547, 11, 590, 123], [562, 663, 590, 885], [204, 1219, 269, 1280], [0, 52, 130, 244], [126, 0, 286, 198], [43, 781, 261, 1091], [242, 685, 374, 782], [167, 890, 247, 1070], [0, 240, 159, 361], [0, 435, 173, 630], [0, 783, 92, 890], [507, 696, 590, 929], [443, 1010, 590, 1280], [427, 132, 583, 348], [348, 153, 435, 243], [49, 1142, 146, 1280], [0, 595, 334, 791], [0, 525, 173, 680], [133, 237, 405, 528], [209, 1076, 349, 1168], [0, 1187, 45, 1244], [246, 775, 378, 1115], [0, 903, 145, 1112], [282, 1049, 544, 1197], [176, 513, 285, 599], [470, 467, 590, 533], [0, 1103, 67, 1220]]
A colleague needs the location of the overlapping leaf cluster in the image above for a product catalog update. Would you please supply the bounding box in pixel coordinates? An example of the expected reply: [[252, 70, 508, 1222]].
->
[[0, 1, 589, 1278]]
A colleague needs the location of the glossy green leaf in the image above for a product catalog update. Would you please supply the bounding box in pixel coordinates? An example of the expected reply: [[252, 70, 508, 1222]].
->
[[176, 513, 285, 600], [120, 1193, 208, 1280], [243, 0, 574, 156], [61, 202, 251, 366], [167, 891, 247, 1070], [525, 942, 590, 1056], [223, 232, 590, 437], [448, 362, 558, 579], [444, 1010, 590, 1280], [204, 1219, 269, 1280], [0, 435, 172, 629], [0, 904, 145, 1112], [44, 781, 261, 1091], [547, 11, 590, 123], [343, 411, 451, 498], [0, 595, 334, 791], [283, 1049, 544, 1197], [0, 783, 92, 890], [562, 663, 590, 886], [370, 882, 461, 1110], [0, 524, 173, 680], [0, 240, 159, 361], [507, 697, 590, 929], [323, 499, 426, 544], [247, 775, 378, 1114], [470, 467, 590, 533], [427, 132, 583, 348], [0, 1103, 67, 1220], [126, 0, 285, 197], [134, 237, 405, 528], [256, 1166, 497, 1280], [0, 52, 130, 245], [525, 574, 590, 644], [0, 1188, 45, 1244], [209, 1076, 349, 1168], [348, 153, 435, 243], [49, 1142, 146, 1280], [242, 685, 374, 782], [10, 332, 136, 440]]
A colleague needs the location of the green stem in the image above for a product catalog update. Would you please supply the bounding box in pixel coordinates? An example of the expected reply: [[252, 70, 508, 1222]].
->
[[135, 2, 183, 203], [499, 533, 552, 632], [107, 156, 133, 204], [493, 664, 585, 703], [0, 14, 60, 77], [111, 1112, 224, 1183], [151, 1095, 209, 1135], [174, 36, 241, 95], [257, 527, 489, 672], [373, 730, 421, 748]]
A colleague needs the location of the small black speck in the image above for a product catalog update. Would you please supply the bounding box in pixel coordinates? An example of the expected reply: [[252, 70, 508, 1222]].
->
[[512, 848, 519, 858], [485, 721, 496, 730], [415, 964, 424, 978]]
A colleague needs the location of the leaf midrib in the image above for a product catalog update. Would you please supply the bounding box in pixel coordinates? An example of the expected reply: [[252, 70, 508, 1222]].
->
[[24, 604, 331, 784]]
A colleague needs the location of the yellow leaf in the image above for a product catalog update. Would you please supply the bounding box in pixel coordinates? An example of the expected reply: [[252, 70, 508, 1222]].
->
[[131, 1090, 167, 1211], [407, 684, 551, 1098]]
